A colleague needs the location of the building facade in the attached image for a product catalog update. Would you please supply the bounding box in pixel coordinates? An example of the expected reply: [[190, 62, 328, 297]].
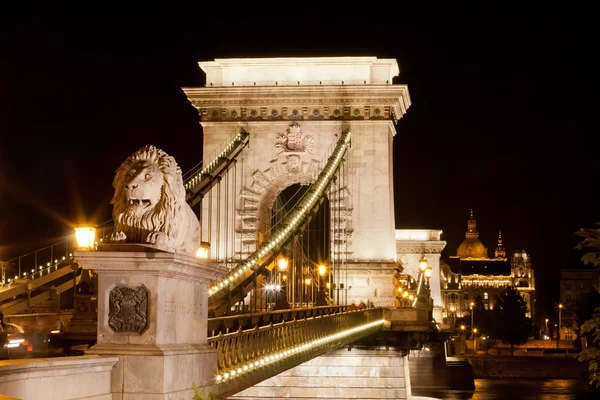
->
[[439, 211, 536, 320], [559, 268, 600, 340]]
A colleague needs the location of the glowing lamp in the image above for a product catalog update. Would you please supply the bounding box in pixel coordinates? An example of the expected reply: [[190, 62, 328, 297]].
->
[[402, 291, 408, 298], [419, 254, 428, 272], [196, 242, 210, 259], [318, 265, 326, 276], [424, 267, 432, 279], [75, 226, 96, 250], [409, 294, 414, 301], [450, 306, 456, 312], [278, 258, 288, 271], [305, 278, 311, 285], [460, 325, 466, 330], [326, 282, 331, 289], [558, 303, 563, 309]]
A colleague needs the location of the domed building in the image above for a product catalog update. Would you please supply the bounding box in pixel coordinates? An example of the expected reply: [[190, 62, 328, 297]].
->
[[440, 210, 536, 320], [456, 210, 488, 259]]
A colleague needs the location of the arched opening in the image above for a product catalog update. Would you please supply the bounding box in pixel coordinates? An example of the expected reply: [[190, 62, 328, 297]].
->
[[271, 183, 331, 307]]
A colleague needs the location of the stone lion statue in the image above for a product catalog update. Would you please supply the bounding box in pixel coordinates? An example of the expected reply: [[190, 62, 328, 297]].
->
[[107, 144, 201, 254]]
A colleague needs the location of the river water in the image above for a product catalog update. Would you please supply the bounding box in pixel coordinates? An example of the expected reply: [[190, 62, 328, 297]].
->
[[414, 378, 598, 399]]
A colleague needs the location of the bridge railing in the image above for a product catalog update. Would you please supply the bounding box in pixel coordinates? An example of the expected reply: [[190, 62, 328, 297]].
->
[[208, 307, 384, 386], [0, 239, 74, 286]]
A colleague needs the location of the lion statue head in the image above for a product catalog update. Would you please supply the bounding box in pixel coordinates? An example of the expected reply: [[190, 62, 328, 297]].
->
[[107, 144, 200, 254]]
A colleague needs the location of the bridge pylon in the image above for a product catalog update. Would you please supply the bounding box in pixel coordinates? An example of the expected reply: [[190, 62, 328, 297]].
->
[[183, 57, 411, 311]]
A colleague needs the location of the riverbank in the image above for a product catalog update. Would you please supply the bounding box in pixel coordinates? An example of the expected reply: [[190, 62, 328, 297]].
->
[[458, 354, 588, 379]]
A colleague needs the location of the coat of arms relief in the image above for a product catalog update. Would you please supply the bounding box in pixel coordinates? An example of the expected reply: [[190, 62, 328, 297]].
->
[[274, 123, 315, 174]]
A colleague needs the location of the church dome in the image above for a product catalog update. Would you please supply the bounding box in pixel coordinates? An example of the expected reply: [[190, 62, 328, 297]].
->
[[457, 238, 488, 259], [456, 210, 489, 259]]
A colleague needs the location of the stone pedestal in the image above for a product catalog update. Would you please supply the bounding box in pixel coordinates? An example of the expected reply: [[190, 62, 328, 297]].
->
[[77, 244, 223, 399]]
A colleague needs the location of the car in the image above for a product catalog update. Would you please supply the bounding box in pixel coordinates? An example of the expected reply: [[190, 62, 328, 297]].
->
[[0, 322, 36, 359]]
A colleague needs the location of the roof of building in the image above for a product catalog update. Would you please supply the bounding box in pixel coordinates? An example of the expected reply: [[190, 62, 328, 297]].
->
[[457, 238, 488, 259], [447, 257, 511, 276]]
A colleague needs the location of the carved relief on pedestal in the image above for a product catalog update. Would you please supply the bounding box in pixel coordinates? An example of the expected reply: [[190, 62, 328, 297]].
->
[[108, 286, 149, 334]]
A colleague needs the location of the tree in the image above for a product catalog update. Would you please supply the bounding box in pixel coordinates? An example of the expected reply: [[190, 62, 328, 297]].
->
[[574, 222, 600, 388], [491, 286, 530, 355]]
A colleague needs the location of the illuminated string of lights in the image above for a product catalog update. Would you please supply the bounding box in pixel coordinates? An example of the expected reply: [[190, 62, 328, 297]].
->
[[184, 131, 248, 191], [214, 317, 383, 384], [1, 255, 73, 286], [208, 131, 352, 297]]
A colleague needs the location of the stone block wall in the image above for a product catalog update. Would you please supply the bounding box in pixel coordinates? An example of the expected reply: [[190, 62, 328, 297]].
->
[[230, 347, 411, 399]]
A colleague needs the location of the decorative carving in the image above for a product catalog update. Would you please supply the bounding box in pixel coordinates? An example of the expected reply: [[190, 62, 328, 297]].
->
[[285, 154, 302, 174], [108, 286, 148, 333], [107, 145, 201, 254], [274, 123, 315, 155]]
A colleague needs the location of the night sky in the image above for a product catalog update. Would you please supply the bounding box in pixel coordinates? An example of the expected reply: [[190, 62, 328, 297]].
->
[[0, 10, 594, 319]]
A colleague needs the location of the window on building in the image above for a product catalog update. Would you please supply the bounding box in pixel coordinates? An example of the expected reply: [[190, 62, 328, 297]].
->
[[464, 293, 469, 300], [484, 292, 489, 300], [566, 294, 572, 302], [565, 284, 572, 290], [451, 294, 457, 302]]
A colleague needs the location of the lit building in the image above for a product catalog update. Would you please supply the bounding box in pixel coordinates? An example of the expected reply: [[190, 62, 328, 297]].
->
[[559, 268, 600, 341], [440, 210, 536, 320]]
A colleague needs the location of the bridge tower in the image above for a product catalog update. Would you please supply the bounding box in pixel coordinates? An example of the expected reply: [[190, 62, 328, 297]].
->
[[183, 57, 411, 308]]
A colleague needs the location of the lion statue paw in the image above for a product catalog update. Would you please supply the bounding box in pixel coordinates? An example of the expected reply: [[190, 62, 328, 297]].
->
[[146, 231, 169, 246], [108, 231, 127, 242]]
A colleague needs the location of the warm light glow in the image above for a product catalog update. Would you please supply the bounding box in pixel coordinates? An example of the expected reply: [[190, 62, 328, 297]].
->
[[282, 274, 288, 281], [196, 242, 210, 259], [470, 302, 475, 308], [75, 226, 96, 249], [545, 318, 549, 322], [326, 282, 331, 289], [460, 325, 466, 330], [419, 255, 428, 272], [305, 278, 312, 285], [278, 258, 288, 271], [318, 265, 326, 276], [450, 306, 455, 312], [558, 303, 563, 309], [425, 267, 432, 278], [473, 328, 478, 333], [402, 291, 408, 298], [409, 294, 414, 301]]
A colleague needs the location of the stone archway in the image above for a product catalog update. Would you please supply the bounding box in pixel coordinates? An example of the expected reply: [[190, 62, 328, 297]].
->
[[235, 133, 354, 259]]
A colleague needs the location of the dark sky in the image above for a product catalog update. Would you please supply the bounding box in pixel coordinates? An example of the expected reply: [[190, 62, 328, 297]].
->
[[0, 10, 595, 317]]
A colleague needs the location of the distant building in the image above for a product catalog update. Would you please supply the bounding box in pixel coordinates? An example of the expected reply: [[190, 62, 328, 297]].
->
[[439, 210, 536, 320], [559, 268, 600, 340]]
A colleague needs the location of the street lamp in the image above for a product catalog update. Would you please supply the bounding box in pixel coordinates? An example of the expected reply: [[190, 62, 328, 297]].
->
[[473, 328, 478, 356], [470, 301, 475, 338], [196, 242, 210, 259], [425, 266, 432, 288], [75, 225, 97, 250], [545, 318, 549, 338], [557, 304, 563, 348], [419, 254, 428, 273]]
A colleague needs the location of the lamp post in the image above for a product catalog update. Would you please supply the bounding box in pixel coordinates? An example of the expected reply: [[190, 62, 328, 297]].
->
[[470, 301, 475, 339], [473, 328, 478, 356], [557, 304, 563, 348], [318, 265, 326, 292], [545, 318, 549, 338]]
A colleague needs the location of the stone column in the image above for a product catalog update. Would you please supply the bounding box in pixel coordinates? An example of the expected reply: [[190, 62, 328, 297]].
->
[[79, 243, 223, 399]]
